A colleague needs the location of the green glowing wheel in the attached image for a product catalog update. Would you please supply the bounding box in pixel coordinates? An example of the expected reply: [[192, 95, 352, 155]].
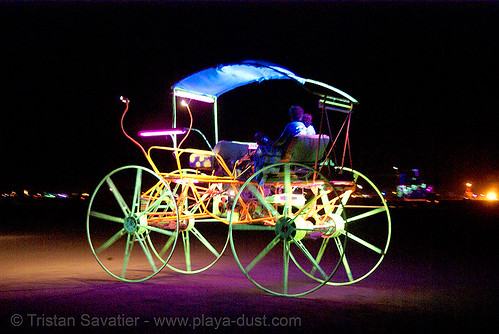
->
[[151, 169, 230, 274], [312, 166, 392, 285], [229, 163, 345, 297], [87, 165, 179, 282]]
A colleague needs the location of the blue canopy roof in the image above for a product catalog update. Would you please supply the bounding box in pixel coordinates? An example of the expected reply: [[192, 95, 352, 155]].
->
[[172, 60, 307, 100]]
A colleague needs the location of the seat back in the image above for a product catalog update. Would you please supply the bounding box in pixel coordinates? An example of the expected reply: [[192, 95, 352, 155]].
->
[[213, 141, 251, 163], [282, 135, 330, 163], [189, 140, 251, 170]]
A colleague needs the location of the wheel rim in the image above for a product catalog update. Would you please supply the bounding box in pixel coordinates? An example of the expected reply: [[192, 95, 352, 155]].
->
[[322, 166, 392, 285], [229, 163, 345, 297], [157, 169, 230, 274], [87, 165, 179, 282]]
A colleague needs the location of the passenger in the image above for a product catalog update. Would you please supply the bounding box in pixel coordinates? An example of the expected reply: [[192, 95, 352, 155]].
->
[[302, 113, 316, 135], [252, 105, 307, 181], [273, 105, 307, 152]]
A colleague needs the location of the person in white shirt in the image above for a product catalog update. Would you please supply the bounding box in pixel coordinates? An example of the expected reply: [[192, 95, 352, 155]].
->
[[302, 113, 316, 135]]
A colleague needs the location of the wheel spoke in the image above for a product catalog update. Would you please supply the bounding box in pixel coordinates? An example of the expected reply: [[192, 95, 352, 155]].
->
[[342, 231, 384, 254], [138, 188, 175, 218], [182, 232, 191, 272], [283, 240, 290, 294], [135, 232, 158, 272], [140, 224, 177, 237], [334, 237, 353, 282], [293, 238, 328, 279], [245, 235, 281, 273], [89, 211, 125, 224], [96, 228, 126, 254], [121, 234, 134, 279], [335, 190, 353, 216], [347, 206, 386, 223], [190, 226, 220, 258], [247, 184, 280, 218], [159, 236, 176, 257], [283, 164, 292, 216], [310, 237, 331, 276], [106, 177, 130, 216], [231, 224, 275, 231], [131, 169, 142, 214]]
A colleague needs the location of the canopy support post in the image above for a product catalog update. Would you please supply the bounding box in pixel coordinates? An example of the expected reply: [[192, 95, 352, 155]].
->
[[214, 96, 219, 144], [172, 91, 178, 148]]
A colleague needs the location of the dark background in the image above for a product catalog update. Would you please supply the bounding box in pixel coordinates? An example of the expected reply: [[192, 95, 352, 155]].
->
[[1, 1, 498, 196]]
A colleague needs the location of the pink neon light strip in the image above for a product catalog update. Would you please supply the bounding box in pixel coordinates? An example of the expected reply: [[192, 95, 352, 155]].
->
[[139, 129, 187, 137]]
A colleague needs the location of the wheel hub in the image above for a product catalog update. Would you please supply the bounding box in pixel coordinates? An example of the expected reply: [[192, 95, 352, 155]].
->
[[124, 215, 139, 234], [322, 214, 345, 238], [275, 217, 297, 241]]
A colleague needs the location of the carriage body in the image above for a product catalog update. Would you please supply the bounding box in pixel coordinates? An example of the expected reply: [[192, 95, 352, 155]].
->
[[87, 61, 391, 296]]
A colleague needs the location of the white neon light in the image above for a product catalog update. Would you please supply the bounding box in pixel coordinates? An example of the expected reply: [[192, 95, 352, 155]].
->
[[174, 90, 215, 103]]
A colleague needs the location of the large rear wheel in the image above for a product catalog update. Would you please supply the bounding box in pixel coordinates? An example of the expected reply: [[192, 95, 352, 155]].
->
[[229, 163, 345, 296]]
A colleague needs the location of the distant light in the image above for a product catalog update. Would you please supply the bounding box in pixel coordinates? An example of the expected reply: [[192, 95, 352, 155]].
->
[[466, 183, 472, 187], [486, 192, 498, 201], [139, 129, 187, 137], [175, 90, 215, 103]]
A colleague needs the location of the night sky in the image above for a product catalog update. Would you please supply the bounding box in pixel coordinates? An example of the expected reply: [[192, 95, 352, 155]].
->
[[1, 1, 498, 196]]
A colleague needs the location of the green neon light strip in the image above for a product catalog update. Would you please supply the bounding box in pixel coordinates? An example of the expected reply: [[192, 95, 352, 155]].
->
[[305, 78, 358, 103]]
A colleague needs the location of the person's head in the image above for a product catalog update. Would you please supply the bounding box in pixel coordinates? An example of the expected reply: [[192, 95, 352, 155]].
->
[[302, 113, 312, 127], [288, 105, 304, 122]]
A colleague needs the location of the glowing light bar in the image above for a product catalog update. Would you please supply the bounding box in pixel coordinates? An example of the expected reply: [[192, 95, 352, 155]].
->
[[139, 129, 187, 137], [174, 90, 215, 103], [172, 178, 201, 184], [248, 142, 258, 150]]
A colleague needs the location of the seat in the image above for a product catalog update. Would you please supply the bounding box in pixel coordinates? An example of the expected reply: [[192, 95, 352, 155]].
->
[[281, 134, 330, 163], [189, 141, 251, 170]]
